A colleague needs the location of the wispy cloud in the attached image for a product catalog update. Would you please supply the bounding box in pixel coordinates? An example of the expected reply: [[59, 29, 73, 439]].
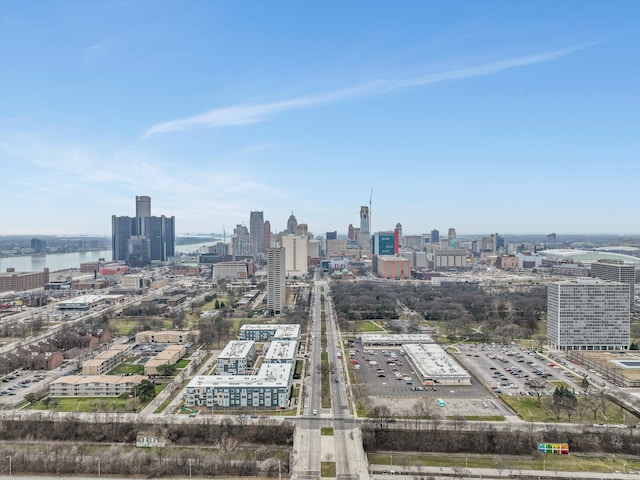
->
[[143, 44, 591, 138]]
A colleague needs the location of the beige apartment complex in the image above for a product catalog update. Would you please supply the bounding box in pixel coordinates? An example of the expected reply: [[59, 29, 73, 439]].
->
[[50, 374, 148, 397], [144, 345, 186, 375], [82, 344, 132, 375]]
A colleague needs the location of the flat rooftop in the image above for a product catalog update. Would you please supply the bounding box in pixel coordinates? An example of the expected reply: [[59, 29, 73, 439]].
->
[[188, 362, 292, 388], [218, 340, 255, 359], [265, 340, 298, 362], [404, 343, 471, 385]]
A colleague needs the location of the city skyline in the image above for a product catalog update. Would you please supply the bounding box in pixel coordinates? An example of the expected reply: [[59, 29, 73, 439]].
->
[[1, 2, 639, 236]]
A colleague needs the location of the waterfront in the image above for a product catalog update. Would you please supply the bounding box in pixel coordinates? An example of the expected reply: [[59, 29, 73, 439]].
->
[[0, 242, 216, 273]]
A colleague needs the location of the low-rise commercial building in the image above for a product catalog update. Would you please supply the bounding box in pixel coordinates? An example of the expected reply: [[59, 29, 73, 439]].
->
[[403, 343, 471, 386], [58, 294, 104, 310], [360, 333, 434, 348]]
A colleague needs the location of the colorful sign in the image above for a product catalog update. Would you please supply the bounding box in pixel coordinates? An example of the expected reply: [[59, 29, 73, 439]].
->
[[537, 443, 569, 455]]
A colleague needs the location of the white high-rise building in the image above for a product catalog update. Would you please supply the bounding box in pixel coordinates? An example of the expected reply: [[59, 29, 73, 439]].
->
[[267, 247, 286, 315], [281, 234, 309, 277], [547, 278, 631, 351], [590, 260, 636, 311]]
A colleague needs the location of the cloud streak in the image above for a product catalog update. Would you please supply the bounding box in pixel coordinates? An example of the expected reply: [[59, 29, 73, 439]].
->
[[143, 44, 591, 138]]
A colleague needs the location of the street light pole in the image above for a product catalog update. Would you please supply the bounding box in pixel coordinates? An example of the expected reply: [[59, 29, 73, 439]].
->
[[6, 456, 11, 476], [95, 457, 100, 477], [189, 458, 192, 479]]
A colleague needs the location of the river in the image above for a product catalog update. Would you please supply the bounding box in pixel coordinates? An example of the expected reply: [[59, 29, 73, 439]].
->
[[0, 242, 217, 273]]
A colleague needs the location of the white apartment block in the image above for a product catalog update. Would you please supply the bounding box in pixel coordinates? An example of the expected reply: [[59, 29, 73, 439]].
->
[[50, 374, 148, 397], [185, 362, 293, 409], [547, 278, 631, 351], [264, 340, 298, 364], [238, 324, 301, 342], [280, 234, 309, 277], [590, 260, 636, 310], [216, 340, 256, 374]]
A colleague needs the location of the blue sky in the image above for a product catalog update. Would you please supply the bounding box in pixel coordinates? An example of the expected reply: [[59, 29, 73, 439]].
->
[[1, 0, 639, 237]]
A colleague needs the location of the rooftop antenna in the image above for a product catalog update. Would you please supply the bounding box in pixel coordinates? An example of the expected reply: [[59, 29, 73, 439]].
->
[[369, 188, 373, 234]]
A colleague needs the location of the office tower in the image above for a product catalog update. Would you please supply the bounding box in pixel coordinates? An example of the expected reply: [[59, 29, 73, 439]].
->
[[135, 195, 151, 236], [31, 238, 46, 254], [112, 196, 174, 265], [232, 224, 253, 258], [359, 206, 370, 250], [448, 228, 457, 248], [547, 278, 631, 351], [287, 212, 298, 234], [348, 224, 355, 240], [430, 229, 440, 244], [281, 234, 309, 277], [547, 233, 557, 245], [264, 220, 271, 250], [495, 233, 505, 250], [127, 236, 151, 266], [266, 247, 286, 315], [590, 260, 636, 310], [296, 224, 309, 236], [112, 215, 135, 262], [372, 232, 395, 255], [144, 215, 175, 261], [326, 231, 337, 241], [250, 211, 265, 256]]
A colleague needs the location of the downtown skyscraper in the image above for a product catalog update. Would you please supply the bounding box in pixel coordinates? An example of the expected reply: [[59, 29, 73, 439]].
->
[[111, 196, 175, 266]]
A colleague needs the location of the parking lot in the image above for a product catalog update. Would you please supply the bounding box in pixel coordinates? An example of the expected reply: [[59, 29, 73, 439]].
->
[[454, 343, 586, 399], [0, 368, 60, 405], [347, 344, 511, 418]]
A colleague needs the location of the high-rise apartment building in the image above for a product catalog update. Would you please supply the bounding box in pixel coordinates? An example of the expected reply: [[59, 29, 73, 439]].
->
[[281, 235, 309, 277], [547, 278, 631, 351], [250, 211, 265, 256], [267, 247, 286, 315], [590, 260, 636, 310], [232, 224, 253, 259], [348, 224, 355, 240]]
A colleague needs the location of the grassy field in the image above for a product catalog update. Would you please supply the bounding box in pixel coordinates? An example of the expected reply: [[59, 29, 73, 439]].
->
[[501, 394, 630, 424], [109, 362, 144, 375], [175, 359, 190, 368], [368, 452, 640, 474], [357, 320, 385, 332], [321, 461, 336, 477]]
